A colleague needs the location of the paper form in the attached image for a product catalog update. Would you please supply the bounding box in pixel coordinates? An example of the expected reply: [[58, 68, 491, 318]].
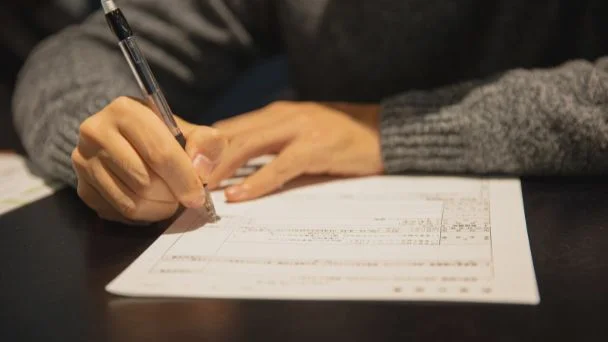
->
[[106, 174, 539, 304], [0, 153, 64, 216]]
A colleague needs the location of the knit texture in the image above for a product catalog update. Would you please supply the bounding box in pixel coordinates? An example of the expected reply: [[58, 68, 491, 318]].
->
[[11, 0, 608, 187]]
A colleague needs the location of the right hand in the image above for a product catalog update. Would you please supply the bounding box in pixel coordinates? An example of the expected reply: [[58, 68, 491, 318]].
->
[[71, 96, 226, 224]]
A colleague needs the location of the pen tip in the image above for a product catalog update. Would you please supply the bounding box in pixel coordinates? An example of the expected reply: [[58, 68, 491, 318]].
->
[[202, 184, 220, 223]]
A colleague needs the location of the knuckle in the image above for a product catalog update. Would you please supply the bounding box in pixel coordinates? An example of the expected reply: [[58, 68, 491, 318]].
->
[[146, 145, 172, 169], [110, 96, 133, 110], [71, 149, 82, 167], [209, 127, 225, 141], [78, 117, 100, 140], [109, 96, 145, 124], [212, 119, 227, 129], [197, 127, 227, 148]]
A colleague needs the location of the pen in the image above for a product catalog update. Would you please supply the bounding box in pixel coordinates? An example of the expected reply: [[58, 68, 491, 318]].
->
[[101, 0, 219, 222]]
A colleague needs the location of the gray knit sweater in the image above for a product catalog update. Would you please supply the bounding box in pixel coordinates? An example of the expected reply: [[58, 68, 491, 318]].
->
[[12, 0, 608, 187]]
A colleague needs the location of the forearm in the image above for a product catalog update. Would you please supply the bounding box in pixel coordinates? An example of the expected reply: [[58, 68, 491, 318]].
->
[[379, 57, 608, 175], [12, 13, 139, 187], [12, 0, 275, 187]]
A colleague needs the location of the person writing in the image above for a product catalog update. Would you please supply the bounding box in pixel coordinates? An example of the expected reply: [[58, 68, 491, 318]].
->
[[12, 0, 608, 224]]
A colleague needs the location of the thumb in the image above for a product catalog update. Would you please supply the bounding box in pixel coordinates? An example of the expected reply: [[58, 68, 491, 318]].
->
[[184, 126, 226, 181]]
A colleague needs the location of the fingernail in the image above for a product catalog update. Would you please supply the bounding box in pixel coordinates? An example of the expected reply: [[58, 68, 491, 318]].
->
[[192, 153, 216, 178], [225, 184, 250, 201]]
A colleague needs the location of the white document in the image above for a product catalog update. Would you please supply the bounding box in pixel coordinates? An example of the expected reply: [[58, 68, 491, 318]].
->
[[0, 153, 64, 216], [106, 174, 539, 304]]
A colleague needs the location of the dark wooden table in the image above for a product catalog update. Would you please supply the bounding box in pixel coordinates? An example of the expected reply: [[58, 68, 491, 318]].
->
[[0, 176, 607, 342]]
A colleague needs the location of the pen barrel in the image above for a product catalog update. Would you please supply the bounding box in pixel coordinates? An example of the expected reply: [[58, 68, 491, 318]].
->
[[145, 92, 181, 136], [118, 37, 180, 136], [175, 132, 187, 149]]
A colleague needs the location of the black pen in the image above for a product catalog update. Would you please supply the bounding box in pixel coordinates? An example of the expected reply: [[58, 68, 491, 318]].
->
[[101, 0, 219, 221]]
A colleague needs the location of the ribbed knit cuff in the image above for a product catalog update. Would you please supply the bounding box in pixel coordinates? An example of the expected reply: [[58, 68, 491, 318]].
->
[[379, 96, 469, 174], [46, 92, 122, 188], [48, 113, 82, 188]]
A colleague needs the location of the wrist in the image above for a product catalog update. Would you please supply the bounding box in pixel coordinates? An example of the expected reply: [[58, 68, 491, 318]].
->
[[378, 98, 468, 174], [323, 102, 380, 131]]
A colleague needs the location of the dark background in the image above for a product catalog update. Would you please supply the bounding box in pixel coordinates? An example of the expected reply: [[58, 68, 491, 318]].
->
[[0, 0, 289, 153], [1, 3, 608, 342], [0, 0, 92, 151]]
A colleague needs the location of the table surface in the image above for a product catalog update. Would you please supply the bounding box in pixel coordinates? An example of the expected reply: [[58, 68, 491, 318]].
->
[[1, 176, 607, 342]]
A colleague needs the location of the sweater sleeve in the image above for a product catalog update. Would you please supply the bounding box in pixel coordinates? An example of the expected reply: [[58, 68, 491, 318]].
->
[[11, 0, 279, 187], [379, 57, 608, 176]]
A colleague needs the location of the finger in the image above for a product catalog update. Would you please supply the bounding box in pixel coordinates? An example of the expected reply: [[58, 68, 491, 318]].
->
[[78, 126, 174, 203], [91, 130, 174, 202], [76, 149, 136, 217], [93, 160, 179, 222], [224, 143, 308, 202], [184, 126, 227, 181], [207, 125, 295, 189], [77, 180, 158, 225], [75, 150, 179, 221], [115, 99, 205, 208]]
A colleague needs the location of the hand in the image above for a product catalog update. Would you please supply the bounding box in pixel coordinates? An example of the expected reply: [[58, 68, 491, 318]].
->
[[208, 101, 384, 201], [71, 96, 226, 224]]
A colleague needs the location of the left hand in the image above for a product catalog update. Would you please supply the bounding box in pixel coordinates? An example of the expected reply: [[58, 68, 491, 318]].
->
[[208, 101, 384, 202]]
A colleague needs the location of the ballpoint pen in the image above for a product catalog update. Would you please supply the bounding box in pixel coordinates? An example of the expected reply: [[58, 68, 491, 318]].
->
[[101, 0, 219, 222]]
